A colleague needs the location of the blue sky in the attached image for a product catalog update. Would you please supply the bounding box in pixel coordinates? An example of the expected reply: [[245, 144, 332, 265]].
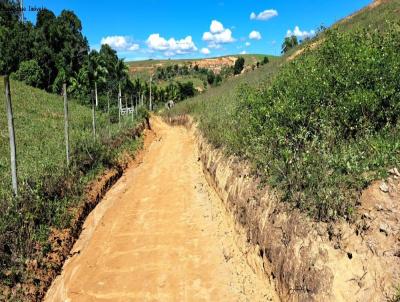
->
[[23, 0, 371, 61]]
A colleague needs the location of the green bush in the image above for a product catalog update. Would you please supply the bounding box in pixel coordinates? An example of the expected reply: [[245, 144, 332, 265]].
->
[[233, 23, 400, 220], [12, 60, 44, 88], [233, 57, 245, 75]]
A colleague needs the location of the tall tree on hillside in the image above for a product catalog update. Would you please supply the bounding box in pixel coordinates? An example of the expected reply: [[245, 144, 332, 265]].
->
[[0, 1, 20, 27], [33, 9, 57, 89], [88, 50, 108, 107], [68, 63, 90, 100], [33, 9, 89, 92], [281, 35, 298, 54], [233, 57, 245, 75]]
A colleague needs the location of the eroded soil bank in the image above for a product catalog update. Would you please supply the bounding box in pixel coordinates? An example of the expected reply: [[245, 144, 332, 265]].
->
[[177, 115, 399, 301], [44, 117, 278, 301]]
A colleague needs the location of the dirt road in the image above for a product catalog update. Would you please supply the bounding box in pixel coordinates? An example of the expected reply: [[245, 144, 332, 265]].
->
[[45, 117, 277, 302]]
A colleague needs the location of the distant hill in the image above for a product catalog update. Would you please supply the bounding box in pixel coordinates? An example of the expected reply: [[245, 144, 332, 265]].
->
[[127, 54, 275, 79]]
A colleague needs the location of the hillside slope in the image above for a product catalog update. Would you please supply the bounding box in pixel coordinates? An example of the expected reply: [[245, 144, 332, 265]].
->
[[167, 0, 400, 220]]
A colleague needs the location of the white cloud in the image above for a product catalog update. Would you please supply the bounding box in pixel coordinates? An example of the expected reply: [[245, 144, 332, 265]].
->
[[200, 47, 211, 55], [210, 20, 224, 34], [249, 30, 262, 40], [286, 26, 316, 39], [146, 34, 197, 56], [128, 44, 140, 51], [250, 9, 278, 21], [101, 36, 140, 51], [245, 42, 251, 47], [203, 20, 235, 48], [240, 50, 247, 55]]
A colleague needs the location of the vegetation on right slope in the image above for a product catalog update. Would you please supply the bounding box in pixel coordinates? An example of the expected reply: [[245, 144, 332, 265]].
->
[[169, 19, 400, 221], [232, 23, 400, 220]]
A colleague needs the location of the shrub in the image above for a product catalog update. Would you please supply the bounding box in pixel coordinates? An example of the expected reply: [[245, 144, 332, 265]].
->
[[12, 60, 44, 87], [233, 57, 245, 75], [234, 23, 400, 220]]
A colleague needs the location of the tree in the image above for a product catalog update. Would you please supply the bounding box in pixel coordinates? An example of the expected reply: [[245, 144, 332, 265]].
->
[[12, 59, 44, 87], [281, 35, 298, 54], [114, 59, 128, 122], [207, 70, 215, 85], [33, 9, 89, 93], [0, 1, 20, 27], [178, 81, 195, 99], [68, 64, 90, 100], [262, 56, 269, 64], [214, 74, 222, 86], [88, 50, 108, 107], [233, 57, 245, 75]]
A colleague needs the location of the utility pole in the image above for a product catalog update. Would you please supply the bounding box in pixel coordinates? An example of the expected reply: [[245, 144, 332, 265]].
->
[[149, 75, 152, 111], [4, 76, 18, 196], [63, 83, 70, 166]]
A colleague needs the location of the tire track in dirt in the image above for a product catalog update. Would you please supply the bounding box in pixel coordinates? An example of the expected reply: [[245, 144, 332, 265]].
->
[[45, 117, 278, 302]]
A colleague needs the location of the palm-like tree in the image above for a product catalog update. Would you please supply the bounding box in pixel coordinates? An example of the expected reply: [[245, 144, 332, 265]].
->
[[68, 67, 89, 100], [88, 50, 108, 107]]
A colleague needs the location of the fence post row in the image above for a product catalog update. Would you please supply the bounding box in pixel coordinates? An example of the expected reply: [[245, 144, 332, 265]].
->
[[4, 75, 18, 196], [92, 89, 96, 139], [63, 82, 70, 166]]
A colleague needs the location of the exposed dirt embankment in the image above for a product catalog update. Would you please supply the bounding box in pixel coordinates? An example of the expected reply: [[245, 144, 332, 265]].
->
[[170, 115, 400, 301]]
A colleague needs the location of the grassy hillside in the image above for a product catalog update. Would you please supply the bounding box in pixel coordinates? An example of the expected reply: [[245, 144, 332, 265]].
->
[[0, 79, 144, 298], [166, 1, 400, 221]]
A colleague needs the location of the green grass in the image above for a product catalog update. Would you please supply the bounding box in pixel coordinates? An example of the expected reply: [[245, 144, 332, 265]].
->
[[0, 78, 145, 300], [165, 3, 400, 221]]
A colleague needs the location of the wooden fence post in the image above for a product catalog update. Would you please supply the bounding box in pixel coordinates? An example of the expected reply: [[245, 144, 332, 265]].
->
[[92, 89, 96, 139], [118, 84, 121, 125], [95, 81, 98, 107], [107, 90, 110, 115], [131, 95, 134, 122], [63, 83, 70, 166], [149, 76, 152, 111], [4, 75, 18, 195]]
